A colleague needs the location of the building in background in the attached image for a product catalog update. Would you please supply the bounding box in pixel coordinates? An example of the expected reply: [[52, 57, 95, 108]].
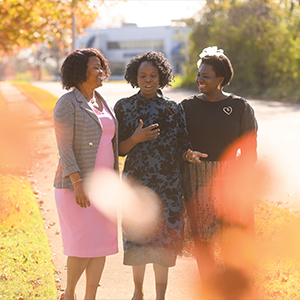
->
[[76, 23, 190, 78]]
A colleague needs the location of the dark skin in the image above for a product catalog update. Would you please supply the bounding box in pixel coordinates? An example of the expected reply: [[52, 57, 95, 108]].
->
[[61, 55, 109, 300], [69, 56, 105, 208], [119, 61, 208, 163], [194, 61, 255, 288], [119, 61, 160, 156], [121, 61, 207, 300], [196, 63, 230, 102]]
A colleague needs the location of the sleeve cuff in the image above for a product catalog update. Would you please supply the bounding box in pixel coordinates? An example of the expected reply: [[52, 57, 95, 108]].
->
[[62, 165, 80, 178]]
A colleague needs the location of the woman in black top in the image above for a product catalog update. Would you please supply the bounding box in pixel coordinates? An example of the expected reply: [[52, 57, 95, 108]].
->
[[181, 47, 258, 290]]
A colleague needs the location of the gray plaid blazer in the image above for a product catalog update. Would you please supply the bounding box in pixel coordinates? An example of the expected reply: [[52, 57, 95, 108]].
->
[[53, 87, 119, 190]]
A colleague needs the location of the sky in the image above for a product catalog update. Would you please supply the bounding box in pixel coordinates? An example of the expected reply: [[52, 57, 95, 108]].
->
[[93, 0, 205, 28]]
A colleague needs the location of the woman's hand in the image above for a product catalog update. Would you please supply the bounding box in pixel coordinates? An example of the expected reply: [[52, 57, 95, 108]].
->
[[132, 119, 160, 143], [73, 181, 90, 208], [183, 149, 208, 164], [119, 119, 160, 155], [69, 172, 90, 208]]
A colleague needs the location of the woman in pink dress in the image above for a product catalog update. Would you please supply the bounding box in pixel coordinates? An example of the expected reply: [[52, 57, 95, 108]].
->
[[53, 48, 119, 300]]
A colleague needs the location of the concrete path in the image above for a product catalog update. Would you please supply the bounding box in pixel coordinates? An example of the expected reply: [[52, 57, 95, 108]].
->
[[0, 81, 199, 300]]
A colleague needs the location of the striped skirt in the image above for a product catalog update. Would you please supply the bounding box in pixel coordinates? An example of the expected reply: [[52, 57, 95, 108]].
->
[[181, 160, 255, 243]]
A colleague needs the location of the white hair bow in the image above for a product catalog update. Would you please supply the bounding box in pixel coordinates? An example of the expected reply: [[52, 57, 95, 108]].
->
[[197, 46, 224, 67]]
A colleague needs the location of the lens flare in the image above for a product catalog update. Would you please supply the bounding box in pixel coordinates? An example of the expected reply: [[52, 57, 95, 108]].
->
[[89, 170, 160, 236], [0, 110, 33, 175], [184, 132, 270, 299]]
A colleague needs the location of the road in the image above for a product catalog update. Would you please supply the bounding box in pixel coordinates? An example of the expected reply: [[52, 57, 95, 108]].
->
[[32, 80, 300, 210]]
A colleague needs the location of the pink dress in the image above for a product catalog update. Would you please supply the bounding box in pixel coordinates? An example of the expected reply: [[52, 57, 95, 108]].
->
[[55, 103, 118, 257]]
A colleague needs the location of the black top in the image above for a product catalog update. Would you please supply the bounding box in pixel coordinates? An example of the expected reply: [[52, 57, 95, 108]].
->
[[181, 93, 258, 162]]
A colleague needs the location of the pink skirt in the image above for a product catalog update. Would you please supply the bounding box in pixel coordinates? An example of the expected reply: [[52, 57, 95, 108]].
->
[[55, 189, 118, 257]]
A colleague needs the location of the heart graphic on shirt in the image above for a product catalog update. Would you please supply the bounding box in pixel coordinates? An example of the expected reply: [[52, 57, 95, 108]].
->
[[223, 106, 233, 115]]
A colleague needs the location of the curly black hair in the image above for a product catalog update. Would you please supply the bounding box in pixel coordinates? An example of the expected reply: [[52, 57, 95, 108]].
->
[[61, 48, 111, 90], [199, 54, 234, 87], [124, 51, 174, 89]]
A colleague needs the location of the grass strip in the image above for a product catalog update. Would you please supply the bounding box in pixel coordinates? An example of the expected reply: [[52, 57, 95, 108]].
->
[[10, 81, 57, 118], [10, 80, 128, 120], [0, 174, 57, 299]]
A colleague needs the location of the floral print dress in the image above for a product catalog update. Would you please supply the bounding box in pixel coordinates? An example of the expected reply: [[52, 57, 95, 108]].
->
[[114, 90, 191, 267]]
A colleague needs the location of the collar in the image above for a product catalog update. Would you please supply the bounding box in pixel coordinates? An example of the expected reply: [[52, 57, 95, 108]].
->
[[73, 87, 87, 103], [137, 89, 164, 101]]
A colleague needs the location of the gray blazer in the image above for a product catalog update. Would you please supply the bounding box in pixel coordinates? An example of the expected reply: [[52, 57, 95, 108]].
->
[[53, 87, 119, 190]]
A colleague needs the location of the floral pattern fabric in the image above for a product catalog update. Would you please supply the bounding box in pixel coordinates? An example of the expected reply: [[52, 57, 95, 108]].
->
[[114, 90, 191, 267]]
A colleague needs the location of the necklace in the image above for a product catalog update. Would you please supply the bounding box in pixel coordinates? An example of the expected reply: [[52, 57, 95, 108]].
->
[[88, 96, 103, 112]]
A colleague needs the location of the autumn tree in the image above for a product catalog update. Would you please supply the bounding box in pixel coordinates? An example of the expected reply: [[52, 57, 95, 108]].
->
[[0, 0, 101, 55]]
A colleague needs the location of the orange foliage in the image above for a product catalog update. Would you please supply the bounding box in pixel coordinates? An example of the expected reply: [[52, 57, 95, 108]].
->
[[0, 0, 101, 55]]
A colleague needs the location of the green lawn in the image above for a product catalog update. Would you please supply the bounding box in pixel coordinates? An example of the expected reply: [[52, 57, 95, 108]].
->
[[0, 83, 57, 299], [0, 175, 57, 299]]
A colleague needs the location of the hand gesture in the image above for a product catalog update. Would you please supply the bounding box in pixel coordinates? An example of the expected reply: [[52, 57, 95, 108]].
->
[[184, 149, 208, 164], [132, 119, 160, 144]]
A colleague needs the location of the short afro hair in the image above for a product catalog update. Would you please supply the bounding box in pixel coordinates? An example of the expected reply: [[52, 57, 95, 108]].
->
[[124, 51, 174, 89], [61, 48, 110, 90], [199, 54, 234, 87]]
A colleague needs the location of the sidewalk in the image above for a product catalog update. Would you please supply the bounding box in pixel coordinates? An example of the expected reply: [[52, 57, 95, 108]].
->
[[0, 82, 199, 300]]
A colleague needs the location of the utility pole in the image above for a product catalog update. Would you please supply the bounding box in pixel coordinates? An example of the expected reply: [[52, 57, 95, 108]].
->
[[72, 0, 76, 50]]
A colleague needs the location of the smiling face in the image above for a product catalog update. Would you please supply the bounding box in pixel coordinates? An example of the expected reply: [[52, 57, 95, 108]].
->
[[137, 61, 160, 99], [196, 63, 224, 95], [84, 56, 104, 89]]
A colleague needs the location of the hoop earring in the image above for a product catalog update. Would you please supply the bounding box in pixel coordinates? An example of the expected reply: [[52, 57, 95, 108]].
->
[[217, 83, 221, 90]]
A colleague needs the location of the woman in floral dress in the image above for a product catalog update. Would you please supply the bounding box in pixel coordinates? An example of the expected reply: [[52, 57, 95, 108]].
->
[[114, 51, 207, 300]]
